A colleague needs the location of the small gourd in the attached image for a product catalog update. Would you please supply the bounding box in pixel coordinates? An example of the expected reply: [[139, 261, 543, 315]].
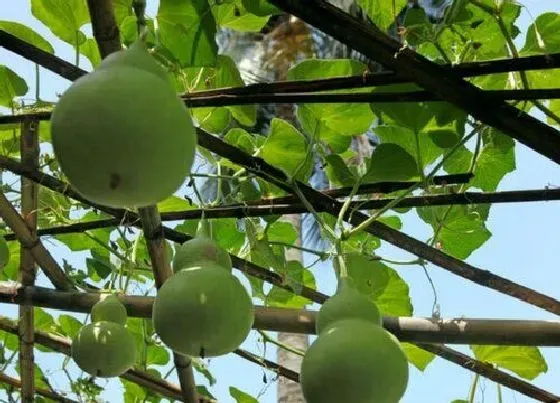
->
[[315, 277, 381, 334], [91, 294, 128, 326]]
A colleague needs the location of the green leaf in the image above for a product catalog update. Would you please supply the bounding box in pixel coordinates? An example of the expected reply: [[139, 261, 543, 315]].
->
[[343, 253, 412, 316], [344, 253, 390, 299], [267, 221, 298, 245], [471, 129, 515, 192], [58, 314, 83, 338], [375, 125, 443, 171], [242, 0, 281, 16], [267, 261, 316, 309], [288, 59, 374, 153], [549, 99, 560, 127], [324, 154, 356, 187], [224, 128, 261, 154], [443, 145, 473, 174], [157, 0, 218, 67], [31, 0, 90, 46], [112, 0, 133, 26], [194, 107, 231, 134], [401, 342, 435, 371], [230, 386, 258, 403], [356, 0, 408, 31], [80, 38, 101, 68], [192, 358, 216, 386], [363, 144, 419, 183], [183, 56, 256, 129], [146, 344, 170, 366], [157, 195, 194, 212], [418, 204, 491, 259], [471, 345, 547, 380], [86, 253, 113, 280], [260, 118, 312, 181], [34, 307, 57, 333], [373, 264, 413, 316], [0, 21, 54, 53], [212, 0, 270, 32], [0, 241, 20, 281], [0, 66, 28, 108], [522, 12, 560, 55]]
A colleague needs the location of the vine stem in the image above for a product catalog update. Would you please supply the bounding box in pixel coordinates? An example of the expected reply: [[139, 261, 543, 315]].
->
[[468, 373, 480, 403], [345, 127, 479, 239], [257, 330, 305, 357]]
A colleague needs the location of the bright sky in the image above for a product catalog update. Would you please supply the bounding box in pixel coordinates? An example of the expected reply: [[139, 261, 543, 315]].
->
[[1, 1, 560, 402]]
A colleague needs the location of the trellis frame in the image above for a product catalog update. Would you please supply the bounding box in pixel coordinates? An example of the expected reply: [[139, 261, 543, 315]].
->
[[0, 0, 560, 402]]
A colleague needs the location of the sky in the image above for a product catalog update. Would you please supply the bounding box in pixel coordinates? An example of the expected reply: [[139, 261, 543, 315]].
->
[[1, 1, 560, 403]]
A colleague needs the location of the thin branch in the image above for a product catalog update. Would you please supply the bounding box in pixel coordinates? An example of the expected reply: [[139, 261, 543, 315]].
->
[[0, 316, 214, 403], [0, 372, 78, 403], [18, 120, 39, 402], [266, 0, 560, 166], [0, 191, 75, 291], [234, 349, 299, 383], [417, 344, 560, 403]]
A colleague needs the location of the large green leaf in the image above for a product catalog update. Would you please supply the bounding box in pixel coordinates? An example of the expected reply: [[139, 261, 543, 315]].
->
[[356, 0, 408, 31], [260, 118, 312, 181], [324, 154, 357, 187], [375, 125, 443, 171], [266, 220, 298, 245], [157, 0, 218, 67], [0, 66, 28, 108], [418, 204, 491, 259], [0, 21, 54, 53], [288, 59, 374, 153], [522, 12, 560, 55], [212, 0, 270, 32], [344, 253, 412, 316], [471, 129, 515, 192], [471, 345, 547, 380], [363, 144, 419, 183], [31, 0, 90, 46]]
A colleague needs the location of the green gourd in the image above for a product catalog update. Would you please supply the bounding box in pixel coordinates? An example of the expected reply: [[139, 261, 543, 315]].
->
[[152, 263, 254, 357]]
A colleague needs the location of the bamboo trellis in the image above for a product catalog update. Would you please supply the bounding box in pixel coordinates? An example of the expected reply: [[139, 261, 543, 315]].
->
[[0, 0, 560, 402]]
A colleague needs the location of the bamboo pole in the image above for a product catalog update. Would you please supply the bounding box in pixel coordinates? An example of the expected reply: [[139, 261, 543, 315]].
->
[[17, 119, 40, 402], [3, 186, 559, 240], [6, 284, 560, 346], [0, 372, 78, 403]]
